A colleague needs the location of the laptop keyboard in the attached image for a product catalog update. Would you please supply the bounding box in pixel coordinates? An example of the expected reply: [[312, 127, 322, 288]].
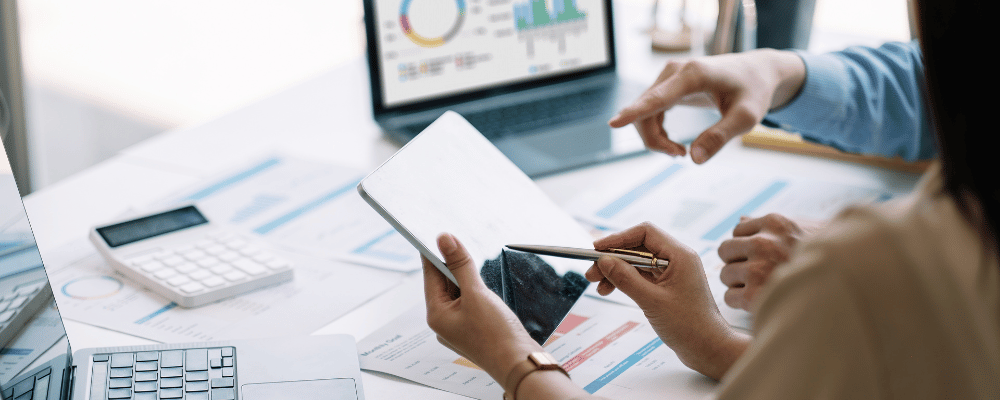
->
[[0, 280, 50, 350], [404, 87, 610, 138], [90, 347, 237, 400], [2, 366, 52, 400]]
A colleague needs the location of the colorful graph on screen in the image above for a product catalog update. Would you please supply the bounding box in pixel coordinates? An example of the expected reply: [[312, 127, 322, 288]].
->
[[399, 0, 467, 48], [514, 0, 587, 30]]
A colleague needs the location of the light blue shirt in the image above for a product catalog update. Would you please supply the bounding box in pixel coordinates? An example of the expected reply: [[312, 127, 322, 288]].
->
[[763, 41, 936, 161]]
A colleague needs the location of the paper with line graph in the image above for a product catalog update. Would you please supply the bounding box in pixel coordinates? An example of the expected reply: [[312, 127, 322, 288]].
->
[[357, 296, 715, 400], [161, 155, 420, 272], [566, 159, 889, 330]]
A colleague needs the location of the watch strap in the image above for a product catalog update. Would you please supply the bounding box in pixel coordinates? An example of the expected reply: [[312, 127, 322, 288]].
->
[[502, 352, 569, 400]]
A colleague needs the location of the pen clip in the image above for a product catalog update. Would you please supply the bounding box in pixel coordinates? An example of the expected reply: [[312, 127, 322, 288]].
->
[[606, 248, 660, 269]]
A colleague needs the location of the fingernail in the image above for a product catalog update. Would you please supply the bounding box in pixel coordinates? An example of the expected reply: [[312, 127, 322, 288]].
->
[[691, 146, 706, 163]]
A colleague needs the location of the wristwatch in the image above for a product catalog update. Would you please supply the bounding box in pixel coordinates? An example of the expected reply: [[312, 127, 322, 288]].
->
[[502, 352, 570, 400]]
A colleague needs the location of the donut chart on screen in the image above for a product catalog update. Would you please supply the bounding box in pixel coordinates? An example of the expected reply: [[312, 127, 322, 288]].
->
[[399, 0, 466, 48]]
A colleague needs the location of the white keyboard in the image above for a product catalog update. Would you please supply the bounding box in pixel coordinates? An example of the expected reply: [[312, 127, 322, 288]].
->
[[0, 270, 53, 350], [117, 232, 292, 308]]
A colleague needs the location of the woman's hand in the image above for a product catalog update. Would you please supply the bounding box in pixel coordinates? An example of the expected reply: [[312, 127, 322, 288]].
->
[[718, 214, 824, 310], [609, 49, 805, 163], [422, 234, 541, 383], [585, 223, 749, 380]]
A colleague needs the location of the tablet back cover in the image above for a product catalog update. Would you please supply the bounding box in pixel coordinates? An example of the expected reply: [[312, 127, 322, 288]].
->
[[358, 111, 593, 343]]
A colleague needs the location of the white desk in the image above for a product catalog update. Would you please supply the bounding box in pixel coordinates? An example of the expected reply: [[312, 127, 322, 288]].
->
[[22, 3, 922, 398]]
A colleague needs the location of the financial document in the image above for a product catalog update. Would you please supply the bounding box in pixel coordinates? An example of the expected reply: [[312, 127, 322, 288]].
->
[[567, 160, 890, 330], [0, 301, 66, 384], [44, 239, 404, 343], [162, 156, 421, 272], [358, 296, 715, 400]]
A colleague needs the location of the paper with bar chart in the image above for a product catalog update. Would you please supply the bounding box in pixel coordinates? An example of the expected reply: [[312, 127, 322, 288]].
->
[[358, 296, 715, 400], [374, 0, 609, 106], [566, 159, 890, 329], [161, 156, 421, 272]]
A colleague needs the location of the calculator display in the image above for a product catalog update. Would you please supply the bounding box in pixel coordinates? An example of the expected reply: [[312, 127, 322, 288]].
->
[[97, 206, 209, 248]]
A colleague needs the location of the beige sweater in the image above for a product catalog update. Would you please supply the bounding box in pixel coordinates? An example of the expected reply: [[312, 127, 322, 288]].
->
[[716, 163, 1000, 399]]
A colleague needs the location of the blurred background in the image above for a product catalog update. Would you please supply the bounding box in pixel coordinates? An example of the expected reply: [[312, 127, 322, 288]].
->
[[6, 0, 909, 193]]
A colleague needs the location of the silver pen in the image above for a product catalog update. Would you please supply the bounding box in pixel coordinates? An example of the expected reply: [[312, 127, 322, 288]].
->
[[506, 244, 668, 271]]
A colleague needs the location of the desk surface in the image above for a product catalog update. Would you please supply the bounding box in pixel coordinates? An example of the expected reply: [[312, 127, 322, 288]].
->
[[22, 3, 921, 398]]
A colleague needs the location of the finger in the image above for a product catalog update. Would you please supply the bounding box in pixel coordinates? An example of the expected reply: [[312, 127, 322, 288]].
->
[[595, 222, 690, 264], [717, 237, 753, 263], [719, 261, 749, 288], [595, 256, 657, 301], [732, 216, 764, 237], [597, 278, 617, 296], [423, 256, 454, 309], [609, 72, 703, 128], [585, 264, 605, 282], [689, 102, 761, 164], [437, 233, 484, 289], [635, 115, 684, 155], [724, 286, 748, 310]]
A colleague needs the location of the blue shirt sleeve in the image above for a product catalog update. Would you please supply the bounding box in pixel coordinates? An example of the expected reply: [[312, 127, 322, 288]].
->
[[762, 41, 936, 161]]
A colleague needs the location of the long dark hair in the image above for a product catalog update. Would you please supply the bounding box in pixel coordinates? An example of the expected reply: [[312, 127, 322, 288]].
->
[[917, 0, 998, 252]]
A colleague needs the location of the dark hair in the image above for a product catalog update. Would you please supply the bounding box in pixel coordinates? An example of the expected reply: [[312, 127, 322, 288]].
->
[[917, 0, 998, 252]]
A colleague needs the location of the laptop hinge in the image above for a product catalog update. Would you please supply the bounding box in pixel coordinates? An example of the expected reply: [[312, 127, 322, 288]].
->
[[62, 366, 75, 400]]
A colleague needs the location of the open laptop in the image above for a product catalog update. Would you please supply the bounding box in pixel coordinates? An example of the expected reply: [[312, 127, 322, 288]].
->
[[363, 0, 718, 177], [0, 174, 365, 400]]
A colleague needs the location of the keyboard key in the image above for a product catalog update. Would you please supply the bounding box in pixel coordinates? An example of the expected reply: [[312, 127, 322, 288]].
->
[[204, 245, 227, 255], [159, 388, 183, 398], [186, 371, 209, 381], [211, 388, 236, 400], [90, 361, 108, 400], [239, 246, 261, 256], [252, 253, 275, 263], [161, 256, 186, 266], [232, 259, 266, 276], [222, 358, 233, 367], [135, 371, 158, 381], [209, 264, 233, 274], [222, 367, 234, 377], [224, 239, 247, 249], [108, 378, 132, 388], [93, 354, 110, 362], [135, 361, 158, 372], [188, 391, 209, 400], [161, 350, 183, 368], [186, 349, 208, 371], [180, 282, 206, 294], [160, 367, 183, 378], [182, 250, 208, 261], [0, 310, 16, 322], [110, 354, 134, 368], [139, 261, 166, 272], [217, 251, 240, 262], [210, 358, 222, 368], [9, 297, 27, 308], [221, 348, 233, 357], [135, 392, 157, 400], [135, 381, 158, 392], [186, 381, 209, 392], [160, 377, 183, 388], [108, 388, 131, 399], [109, 367, 133, 378], [211, 378, 235, 388], [137, 351, 159, 362], [0, 301, 9, 312]]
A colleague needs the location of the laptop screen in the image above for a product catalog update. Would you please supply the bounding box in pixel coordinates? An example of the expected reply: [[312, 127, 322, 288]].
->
[[369, 0, 613, 108]]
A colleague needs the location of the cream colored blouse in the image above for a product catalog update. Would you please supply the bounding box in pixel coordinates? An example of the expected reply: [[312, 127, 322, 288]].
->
[[716, 163, 1000, 399]]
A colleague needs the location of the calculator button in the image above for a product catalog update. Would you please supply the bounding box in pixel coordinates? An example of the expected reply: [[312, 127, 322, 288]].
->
[[224, 239, 248, 249], [182, 250, 209, 261], [196, 258, 220, 268], [161, 256, 185, 266], [204, 245, 227, 255], [179, 282, 206, 294], [175, 244, 196, 253], [202, 277, 226, 288], [217, 251, 240, 262], [153, 269, 178, 280], [223, 271, 247, 282], [0, 310, 14, 322], [9, 296, 26, 308], [188, 270, 213, 281], [128, 255, 155, 265], [209, 264, 233, 274], [265, 259, 290, 270], [252, 253, 275, 263], [0, 301, 10, 312], [239, 246, 261, 256], [139, 261, 166, 272], [232, 260, 267, 276], [166, 276, 191, 287], [195, 239, 214, 248], [175, 263, 199, 274], [152, 251, 172, 259]]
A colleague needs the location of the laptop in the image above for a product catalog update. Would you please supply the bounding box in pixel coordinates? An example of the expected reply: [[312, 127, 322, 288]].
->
[[0, 173, 366, 400], [363, 0, 718, 177]]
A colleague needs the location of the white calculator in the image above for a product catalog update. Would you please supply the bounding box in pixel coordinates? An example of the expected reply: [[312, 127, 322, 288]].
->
[[89, 205, 293, 307]]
